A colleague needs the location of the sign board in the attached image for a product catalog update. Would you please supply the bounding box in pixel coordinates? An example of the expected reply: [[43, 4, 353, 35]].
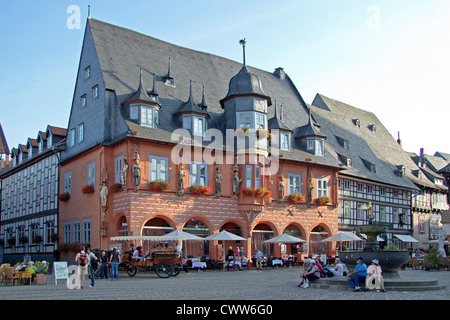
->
[[53, 261, 69, 285]]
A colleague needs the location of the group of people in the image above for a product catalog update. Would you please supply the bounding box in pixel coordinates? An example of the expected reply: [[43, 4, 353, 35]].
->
[[226, 246, 248, 270], [74, 246, 121, 289], [298, 255, 386, 292], [14, 260, 47, 284]]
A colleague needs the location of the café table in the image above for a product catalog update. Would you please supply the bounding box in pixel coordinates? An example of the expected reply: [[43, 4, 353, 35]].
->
[[272, 259, 283, 269], [192, 261, 207, 272]]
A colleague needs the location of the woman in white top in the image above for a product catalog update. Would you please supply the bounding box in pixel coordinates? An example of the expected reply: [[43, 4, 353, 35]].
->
[[365, 259, 385, 292]]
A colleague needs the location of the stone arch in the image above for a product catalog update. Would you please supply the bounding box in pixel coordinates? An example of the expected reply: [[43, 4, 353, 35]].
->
[[251, 221, 278, 257], [181, 216, 212, 258], [281, 222, 307, 256], [309, 223, 333, 257]]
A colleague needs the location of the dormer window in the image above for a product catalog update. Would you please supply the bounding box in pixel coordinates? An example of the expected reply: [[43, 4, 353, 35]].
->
[[306, 138, 324, 156], [353, 119, 360, 127], [141, 105, 158, 128], [280, 132, 291, 151], [46, 131, 52, 148], [369, 124, 376, 132], [92, 85, 99, 99], [39, 140, 43, 153], [183, 115, 206, 136], [84, 66, 91, 79]]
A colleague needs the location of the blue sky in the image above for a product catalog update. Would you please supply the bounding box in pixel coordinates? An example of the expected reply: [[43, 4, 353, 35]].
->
[[1, 0, 449, 156]]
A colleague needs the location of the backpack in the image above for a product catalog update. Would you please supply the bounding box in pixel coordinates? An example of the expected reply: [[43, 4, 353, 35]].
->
[[78, 253, 88, 266]]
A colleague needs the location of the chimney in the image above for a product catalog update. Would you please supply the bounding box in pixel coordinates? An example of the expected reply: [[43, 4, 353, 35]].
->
[[397, 131, 402, 147], [273, 67, 286, 80]]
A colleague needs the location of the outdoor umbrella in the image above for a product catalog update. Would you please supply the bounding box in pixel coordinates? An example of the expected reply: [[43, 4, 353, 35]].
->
[[162, 229, 204, 241], [204, 230, 247, 271], [264, 233, 306, 243], [320, 231, 362, 252]]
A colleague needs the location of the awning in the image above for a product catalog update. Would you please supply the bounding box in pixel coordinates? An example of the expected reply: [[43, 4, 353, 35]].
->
[[359, 234, 384, 242], [393, 234, 419, 243]]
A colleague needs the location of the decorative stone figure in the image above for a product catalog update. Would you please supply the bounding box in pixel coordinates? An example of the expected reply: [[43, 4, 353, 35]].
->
[[178, 162, 185, 196], [132, 155, 141, 186], [215, 166, 222, 197], [100, 183, 108, 207], [278, 177, 285, 201], [122, 159, 128, 185], [232, 170, 242, 197]]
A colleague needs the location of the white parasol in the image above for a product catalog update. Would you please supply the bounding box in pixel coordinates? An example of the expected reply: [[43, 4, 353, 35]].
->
[[162, 229, 204, 241], [320, 231, 362, 252], [264, 233, 306, 243], [204, 230, 247, 271]]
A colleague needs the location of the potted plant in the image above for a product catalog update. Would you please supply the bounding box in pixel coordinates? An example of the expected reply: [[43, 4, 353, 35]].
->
[[190, 184, 211, 196], [150, 180, 170, 192], [316, 196, 331, 206], [59, 192, 71, 201], [50, 233, 59, 243], [33, 235, 43, 245], [34, 260, 49, 285], [19, 236, 29, 245], [424, 247, 444, 270], [59, 243, 69, 253], [256, 129, 268, 139], [7, 237, 16, 247], [111, 183, 123, 193], [288, 193, 306, 204], [81, 184, 95, 194]]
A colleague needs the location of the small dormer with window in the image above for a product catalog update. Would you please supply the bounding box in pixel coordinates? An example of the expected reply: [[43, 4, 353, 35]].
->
[[17, 144, 28, 164], [174, 81, 210, 137], [124, 69, 161, 128], [37, 131, 46, 153], [268, 102, 292, 151], [295, 109, 326, 156], [26, 138, 38, 157]]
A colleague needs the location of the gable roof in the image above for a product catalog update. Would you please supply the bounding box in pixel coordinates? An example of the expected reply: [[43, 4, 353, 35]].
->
[[311, 94, 421, 190], [0, 122, 9, 155], [86, 18, 340, 168]]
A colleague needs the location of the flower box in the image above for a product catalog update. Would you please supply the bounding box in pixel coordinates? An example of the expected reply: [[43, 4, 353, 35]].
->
[[255, 187, 271, 198], [111, 183, 123, 193], [150, 180, 170, 192], [59, 192, 71, 201], [256, 129, 268, 139], [190, 184, 211, 196], [81, 184, 95, 194], [19, 236, 29, 245], [33, 235, 43, 244], [242, 187, 256, 197], [288, 193, 306, 204], [316, 196, 331, 206]]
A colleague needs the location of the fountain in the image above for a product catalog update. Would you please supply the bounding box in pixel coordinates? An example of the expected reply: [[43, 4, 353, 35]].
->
[[311, 203, 446, 291]]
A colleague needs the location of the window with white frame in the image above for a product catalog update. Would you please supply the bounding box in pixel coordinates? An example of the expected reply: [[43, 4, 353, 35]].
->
[[63, 223, 71, 244], [30, 224, 39, 245], [245, 165, 261, 188], [92, 85, 99, 99], [83, 220, 91, 245], [130, 106, 139, 120], [343, 201, 350, 218], [64, 172, 72, 194], [280, 132, 290, 151], [77, 123, 84, 143], [114, 156, 123, 184], [317, 178, 328, 197], [141, 106, 154, 127], [73, 222, 81, 243], [87, 163, 95, 186], [81, 94, 87, 108], [357, 203, 365, 220], [150, 155, 168, 181], [288, 173, 301, 194], [45, 221, 55, 244], [236, 111, 266, 129], [84, 66, 91, 79], [190, 162, 207, 186], [182, 115, 206, 136], [69, 128, 75, 147], [379, 206, 386, 222]]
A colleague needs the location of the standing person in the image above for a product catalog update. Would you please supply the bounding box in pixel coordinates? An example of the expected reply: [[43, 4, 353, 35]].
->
[[256, 250, 264, 269], [109, 247, 121, 279], [239, 247, 245, 260], [347, 256, 367, 292], [75, 246, 89, 289], [87, 248, 98, 287], [100, 251, 109, 279], [235, 247, 240, 258], [227, 246, 234, 261], [366, 259, 386, 292]]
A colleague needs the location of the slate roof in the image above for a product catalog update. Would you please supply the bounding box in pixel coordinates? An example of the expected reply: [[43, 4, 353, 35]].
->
[[0, 122, 9, 155], [87, 18, 340, 168], [311, 94, 421, 190]]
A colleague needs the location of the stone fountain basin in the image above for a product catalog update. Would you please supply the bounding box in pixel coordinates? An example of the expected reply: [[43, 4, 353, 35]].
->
[[338, 250, 409, 278]]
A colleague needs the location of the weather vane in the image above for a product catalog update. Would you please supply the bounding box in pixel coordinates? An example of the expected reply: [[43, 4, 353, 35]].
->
[[239, 38, 247, 65]]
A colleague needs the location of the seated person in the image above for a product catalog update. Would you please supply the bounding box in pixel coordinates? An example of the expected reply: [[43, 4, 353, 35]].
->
[[298, 260, 320, 288], [347, 256, 367, 292], [366, 259, 385, 292], [15, 261, 26, 271], [26, 261, 37, 283], [330, 258, 345, 276]]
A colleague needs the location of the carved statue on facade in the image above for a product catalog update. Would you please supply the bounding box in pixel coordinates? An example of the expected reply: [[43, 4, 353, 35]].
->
[[132, 155, 141, 186], [122, 159, 128, 185], [215, 166, 222, 197], [278, 177, 285, 201], [232, 169, 242, 198], [100, 183, 109, 207], [178, 162, 185, 196]]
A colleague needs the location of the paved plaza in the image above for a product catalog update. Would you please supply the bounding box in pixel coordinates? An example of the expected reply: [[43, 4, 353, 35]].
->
[[0, 267, 449, 301]]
